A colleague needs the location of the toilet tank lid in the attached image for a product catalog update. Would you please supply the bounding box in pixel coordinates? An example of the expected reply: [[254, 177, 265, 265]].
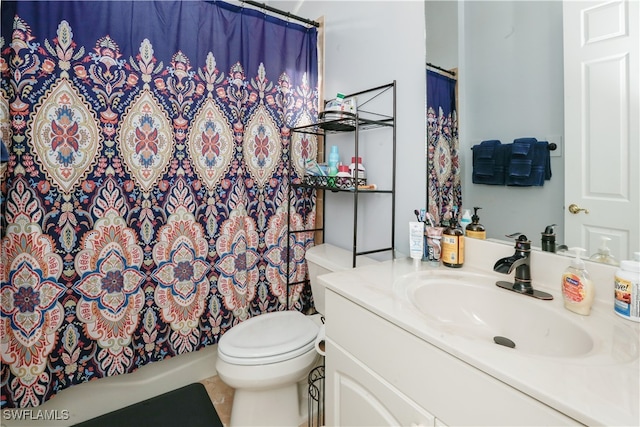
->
[[305, 243, 379, 272]]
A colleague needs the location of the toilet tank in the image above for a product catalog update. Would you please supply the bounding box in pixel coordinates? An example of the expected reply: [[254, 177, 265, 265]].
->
[[305, 243, 378, 313]]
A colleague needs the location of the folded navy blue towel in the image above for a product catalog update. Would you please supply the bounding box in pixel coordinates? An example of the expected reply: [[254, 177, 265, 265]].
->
[[506, 138, 552, 186], [472, 140, 507, 185], [537, 140, 553, 181], [513, 137, 538, 144]]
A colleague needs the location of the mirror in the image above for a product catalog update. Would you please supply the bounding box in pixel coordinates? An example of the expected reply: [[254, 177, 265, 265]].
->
[[425, 1, 623, 262]]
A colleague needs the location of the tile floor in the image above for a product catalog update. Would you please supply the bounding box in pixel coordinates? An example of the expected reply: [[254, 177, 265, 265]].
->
[[201, 375, 234, 427]]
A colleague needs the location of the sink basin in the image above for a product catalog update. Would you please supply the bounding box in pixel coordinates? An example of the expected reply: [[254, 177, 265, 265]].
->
[[396, 271, 595, 358]]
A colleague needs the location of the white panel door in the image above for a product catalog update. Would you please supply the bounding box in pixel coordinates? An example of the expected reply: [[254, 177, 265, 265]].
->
[[563, 0, 639, 260]]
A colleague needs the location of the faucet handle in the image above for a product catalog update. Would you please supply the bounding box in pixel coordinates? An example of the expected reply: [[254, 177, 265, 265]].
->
[[504, 232, 531, 252], [504, 232, 523, 239], [504, 233, 529, 243]]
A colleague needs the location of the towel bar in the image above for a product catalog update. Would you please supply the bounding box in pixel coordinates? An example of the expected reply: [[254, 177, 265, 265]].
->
[[471, 143, 556, 151]]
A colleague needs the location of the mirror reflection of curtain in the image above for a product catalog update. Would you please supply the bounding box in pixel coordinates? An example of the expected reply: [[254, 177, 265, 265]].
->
[[426, 69, 460, 224], [0, 0, 318, 408]]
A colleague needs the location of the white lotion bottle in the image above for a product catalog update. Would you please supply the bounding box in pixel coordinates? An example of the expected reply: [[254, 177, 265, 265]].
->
[[561, 248, 594, 315], [614, 252, 640, 322], [409, 222, 424, 267]]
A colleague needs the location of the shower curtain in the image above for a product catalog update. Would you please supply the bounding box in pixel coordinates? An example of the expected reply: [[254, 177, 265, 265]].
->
[[426, 69, 460, 224], [0, 0, 318, 408]]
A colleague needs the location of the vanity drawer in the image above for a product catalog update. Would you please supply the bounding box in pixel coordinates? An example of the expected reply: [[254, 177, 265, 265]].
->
[[325, 289, 582, 426]]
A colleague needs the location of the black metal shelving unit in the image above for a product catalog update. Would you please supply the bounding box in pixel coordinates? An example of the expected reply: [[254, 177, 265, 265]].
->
[[285, 81, 397, 310]]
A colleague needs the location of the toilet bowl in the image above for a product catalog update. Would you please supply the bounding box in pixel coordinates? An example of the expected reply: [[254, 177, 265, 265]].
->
[[216, 310, 319, 426], [216, 244, 377, 426]]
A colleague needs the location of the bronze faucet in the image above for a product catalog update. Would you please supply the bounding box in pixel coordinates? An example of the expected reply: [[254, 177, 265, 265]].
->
[[493, 233, 553, 300]]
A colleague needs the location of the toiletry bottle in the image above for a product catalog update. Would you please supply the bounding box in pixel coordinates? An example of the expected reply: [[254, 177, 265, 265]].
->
[[441, 210, 464, 268], [541, 224, 557, 252], [614, 252, 640, 322], [425, 225, 444, 267], [328, 145, 340, 176], [343, 96, 357, 114], [336, 165, 352, 189], [465, 207, 486, 239], [336, 165, 351, 177], [561, 248, 594, 315], [409, 221, 425, 267], [589, 236, 618, 266], [349, 157, 366, 180], [460, 209, 472, 234]]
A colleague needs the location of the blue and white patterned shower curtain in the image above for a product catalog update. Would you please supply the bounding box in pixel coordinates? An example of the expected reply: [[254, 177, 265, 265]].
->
[[426, 69, 460, 224], [0, 0, 318, 408]]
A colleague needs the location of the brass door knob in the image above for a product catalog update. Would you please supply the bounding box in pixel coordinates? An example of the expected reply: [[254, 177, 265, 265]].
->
[[568, 203, 589, 214]]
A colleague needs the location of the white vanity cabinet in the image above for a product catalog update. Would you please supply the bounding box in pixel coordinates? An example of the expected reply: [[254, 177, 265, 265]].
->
[[325, 289, 582, 427], [328, 340, 437, 427]]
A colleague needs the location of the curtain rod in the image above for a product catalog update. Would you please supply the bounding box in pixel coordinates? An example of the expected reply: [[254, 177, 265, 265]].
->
[[240, 1, 320, 28], [426, 62, 456, 77]]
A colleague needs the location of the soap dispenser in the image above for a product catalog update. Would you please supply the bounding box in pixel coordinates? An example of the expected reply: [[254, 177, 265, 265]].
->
[[465, 207, 486, 239], [442, 208, 464, 268], [460, 209, 472, 234], [562, 248, 594, 315], [589, 236, 619, 266], [541, 224, 557, 252]]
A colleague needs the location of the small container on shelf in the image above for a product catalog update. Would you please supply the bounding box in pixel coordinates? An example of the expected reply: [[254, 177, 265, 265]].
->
[[336, 165, 351, 177], [328, 146, 340, 176], [336, 165, 354, 189], [349, 157, 366, 180], [301, 173, 365, 191]]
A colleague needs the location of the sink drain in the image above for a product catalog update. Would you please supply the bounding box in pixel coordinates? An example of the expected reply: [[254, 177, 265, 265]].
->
[[493, 336, 516, 349]]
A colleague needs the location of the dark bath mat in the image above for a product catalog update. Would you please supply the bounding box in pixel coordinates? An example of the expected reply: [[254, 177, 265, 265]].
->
[[72, 382, 223, 427]]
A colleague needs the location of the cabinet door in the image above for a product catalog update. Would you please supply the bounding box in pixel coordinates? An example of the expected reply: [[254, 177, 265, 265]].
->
[[326, 339, 435, 427]]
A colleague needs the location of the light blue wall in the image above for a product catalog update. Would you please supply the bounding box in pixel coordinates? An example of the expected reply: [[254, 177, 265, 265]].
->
[[276, 0, 428, 258], [270, 0, 564, 254], [458, 1, 565, 244], [425, 0, 458, 70]]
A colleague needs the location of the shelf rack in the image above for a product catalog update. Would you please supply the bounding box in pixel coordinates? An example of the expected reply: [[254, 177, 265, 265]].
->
[[285, 81, 396, 309]]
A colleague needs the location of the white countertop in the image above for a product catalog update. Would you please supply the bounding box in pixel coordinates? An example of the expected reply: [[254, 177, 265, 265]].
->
[[319, 239, 640, 426]]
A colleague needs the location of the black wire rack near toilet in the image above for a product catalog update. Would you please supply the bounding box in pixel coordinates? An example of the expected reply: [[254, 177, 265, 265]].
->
[[307, 364, 325, 427]]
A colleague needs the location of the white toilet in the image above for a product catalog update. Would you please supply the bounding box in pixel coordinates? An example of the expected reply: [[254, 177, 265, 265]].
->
[[216, 243, 377, 427]]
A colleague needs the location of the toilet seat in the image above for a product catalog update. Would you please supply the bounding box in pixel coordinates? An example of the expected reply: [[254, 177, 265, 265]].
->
[[218, 311, 319, 365]]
